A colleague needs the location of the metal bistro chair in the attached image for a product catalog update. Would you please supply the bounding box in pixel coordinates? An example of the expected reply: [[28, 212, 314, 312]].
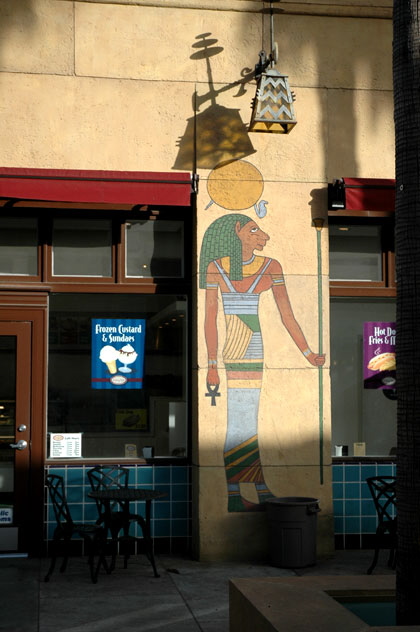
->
[[366, 475, 397, 574], [45, 474, 109, 584], [87, 465, 158, 574]]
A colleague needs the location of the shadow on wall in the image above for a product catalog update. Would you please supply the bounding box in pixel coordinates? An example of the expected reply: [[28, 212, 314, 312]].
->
[[192, 433, 333, 562], [0, 0, 38, 71], [0, 0, 37, 42], [266, 5, 392, 178], [173, 32, 257, 171], [309, 187, 329, 225], [181, 6, 392, 179]]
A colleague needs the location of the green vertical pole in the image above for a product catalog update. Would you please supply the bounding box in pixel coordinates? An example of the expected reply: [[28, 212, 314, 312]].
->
[[316, 225, 324, 485]]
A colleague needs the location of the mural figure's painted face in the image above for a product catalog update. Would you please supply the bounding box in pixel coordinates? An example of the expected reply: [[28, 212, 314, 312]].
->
[[235, 221, 269, 256]]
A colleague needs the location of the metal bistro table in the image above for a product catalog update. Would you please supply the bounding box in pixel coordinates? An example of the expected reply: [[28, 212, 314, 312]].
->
[[88, 487, 167, 577]]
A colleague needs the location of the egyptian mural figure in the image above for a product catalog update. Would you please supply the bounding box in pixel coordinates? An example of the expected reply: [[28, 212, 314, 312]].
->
[[199, 214, 325, 512]]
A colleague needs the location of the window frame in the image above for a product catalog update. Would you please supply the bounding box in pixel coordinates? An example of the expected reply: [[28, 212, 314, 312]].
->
[[0, 211, 42, 283], [329, 208, 396, 459], [0, 204, 192, 464], [118, 207, 188, 285], [329, 210, 395, 298], [0, 205, 191, 291], [46, 291, 190, 462]]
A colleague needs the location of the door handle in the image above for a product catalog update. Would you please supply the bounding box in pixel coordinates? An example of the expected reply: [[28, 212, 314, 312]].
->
[[10, 439, 28, 451]]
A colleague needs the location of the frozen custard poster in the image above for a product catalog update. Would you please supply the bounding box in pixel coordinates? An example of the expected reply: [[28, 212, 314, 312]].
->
[[91, 319, 146, 389]]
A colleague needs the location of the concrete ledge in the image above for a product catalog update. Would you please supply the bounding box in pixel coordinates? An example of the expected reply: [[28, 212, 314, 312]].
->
[[229, 575, 420, 631]]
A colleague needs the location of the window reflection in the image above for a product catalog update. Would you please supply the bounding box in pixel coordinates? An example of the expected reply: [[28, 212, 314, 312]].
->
[[329, 224, 382, 281], [330, 298, 396, 456], [48, 294, 188, 459], [125, 219, 184, 278], [0, 217, 38, 276], [52, 219, 112, 277]]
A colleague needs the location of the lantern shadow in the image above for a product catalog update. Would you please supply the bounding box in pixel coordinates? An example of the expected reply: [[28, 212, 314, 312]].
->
[[173, 33, 257, 171], [173, 104, 256, 171]]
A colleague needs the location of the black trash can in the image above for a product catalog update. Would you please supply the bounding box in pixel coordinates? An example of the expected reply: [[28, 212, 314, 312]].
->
[[265, 497, 320, 568]]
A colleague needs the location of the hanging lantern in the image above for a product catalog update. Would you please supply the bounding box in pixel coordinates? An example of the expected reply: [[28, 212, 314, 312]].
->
[[249, 67, 297, 134]]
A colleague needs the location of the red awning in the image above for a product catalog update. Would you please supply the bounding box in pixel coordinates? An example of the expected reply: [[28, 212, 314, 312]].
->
[[328, 177, 395, 212], [0, 167, 194, 207]]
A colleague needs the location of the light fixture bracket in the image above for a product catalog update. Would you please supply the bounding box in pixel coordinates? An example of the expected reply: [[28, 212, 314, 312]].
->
[[255, 49, 275, 80], [249, 2, 296, 133]]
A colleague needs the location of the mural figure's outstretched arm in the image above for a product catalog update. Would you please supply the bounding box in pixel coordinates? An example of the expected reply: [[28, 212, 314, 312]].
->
[[270, 260, 325, 367]]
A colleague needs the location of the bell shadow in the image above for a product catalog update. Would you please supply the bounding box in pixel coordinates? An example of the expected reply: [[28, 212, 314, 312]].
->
[[173, 33, 257, 171]]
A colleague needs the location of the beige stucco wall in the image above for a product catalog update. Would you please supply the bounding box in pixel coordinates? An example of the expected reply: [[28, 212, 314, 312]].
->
[[0, 0, 394, 561]]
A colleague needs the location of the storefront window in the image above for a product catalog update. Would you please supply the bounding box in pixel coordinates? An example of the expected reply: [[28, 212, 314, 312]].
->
[[329, 210, 395, 457], [125, 219, 184, 278], [330, 298, 396, 456], [47, 293, 188, 459], [52, 219, 112, 277], [329, 224, 382, 281], [0, 217, 38, 276]]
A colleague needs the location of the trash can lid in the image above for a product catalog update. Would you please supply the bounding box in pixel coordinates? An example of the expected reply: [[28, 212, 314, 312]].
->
[[265, 496, 319, 506]]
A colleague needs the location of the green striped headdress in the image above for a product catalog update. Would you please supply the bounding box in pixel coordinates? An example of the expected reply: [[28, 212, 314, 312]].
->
[[199, 214, 252, 288]]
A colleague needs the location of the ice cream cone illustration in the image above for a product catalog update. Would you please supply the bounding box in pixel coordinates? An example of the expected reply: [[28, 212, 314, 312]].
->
[[99, 345, 119, 374], [106, 360, 117, 374]]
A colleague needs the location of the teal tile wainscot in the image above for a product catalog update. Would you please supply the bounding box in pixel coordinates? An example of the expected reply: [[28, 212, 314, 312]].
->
[[45, 464, 191, 554], [332, 461, 396, 549]]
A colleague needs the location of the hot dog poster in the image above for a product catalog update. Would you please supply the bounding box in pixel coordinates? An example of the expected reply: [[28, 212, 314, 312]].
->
[[363, 322, 396, 389], [91, 318, 146, 389]]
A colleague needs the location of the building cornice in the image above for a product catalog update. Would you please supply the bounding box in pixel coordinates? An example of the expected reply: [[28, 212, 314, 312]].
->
[[63, 0, 392, 20]]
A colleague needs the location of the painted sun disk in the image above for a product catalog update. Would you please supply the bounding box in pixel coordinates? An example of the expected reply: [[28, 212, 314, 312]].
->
[[206, 160, 267, 217]]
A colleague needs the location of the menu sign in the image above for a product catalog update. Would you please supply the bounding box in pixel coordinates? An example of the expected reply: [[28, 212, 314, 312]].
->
[[50, 433, 82, 458], [91, 318, 146, 390], [0, 507, 12, 524], [363, 322, 396, 389]]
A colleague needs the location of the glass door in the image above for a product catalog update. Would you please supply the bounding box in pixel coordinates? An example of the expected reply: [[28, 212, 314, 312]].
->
[[0, 322, 31, 552]]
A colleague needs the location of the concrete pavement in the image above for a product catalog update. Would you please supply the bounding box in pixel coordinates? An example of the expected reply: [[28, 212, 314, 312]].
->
[[0, 549, 395, 632]]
